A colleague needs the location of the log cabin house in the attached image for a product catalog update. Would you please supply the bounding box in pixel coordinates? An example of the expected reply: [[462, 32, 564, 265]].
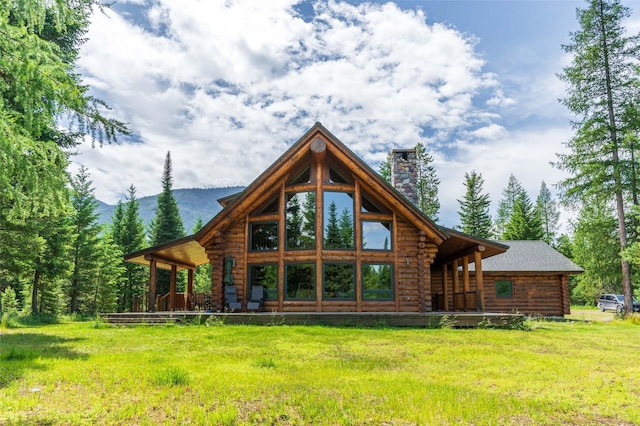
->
[[125, 123, 582, 317]]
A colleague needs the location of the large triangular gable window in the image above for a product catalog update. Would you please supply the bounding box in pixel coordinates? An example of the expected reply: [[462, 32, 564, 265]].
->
[[246, 141, 396, 302]]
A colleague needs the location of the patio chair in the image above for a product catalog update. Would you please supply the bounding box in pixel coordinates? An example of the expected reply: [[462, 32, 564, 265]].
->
[[246, 285, 265, 311], [224, 285, 242, 311]]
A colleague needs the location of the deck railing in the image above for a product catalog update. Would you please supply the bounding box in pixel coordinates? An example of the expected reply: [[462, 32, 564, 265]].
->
[[155, 292, 213, 311]]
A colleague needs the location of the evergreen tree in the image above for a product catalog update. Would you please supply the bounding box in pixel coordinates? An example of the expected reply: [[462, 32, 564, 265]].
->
[[150, 152, 185, 296], [89, 233, 125, 314], [286, 194, 303, 249], [415, 143, 441, 221], [457, 171, 493, 239], [191, 218, 212, 293], [302, 192, 316, 248], [502, 192, 544, 240], [536, 181, 561, 245], [379, 155, 391, 183], [339, 208, 354, 249], [67, 167, 102, 313], [494, 174, 526, 238], [111, 186, 147, 311], [324, 201, 342, 249], [31, 215, 74, 315], [572, 197, 621, 305], [151, 152, 185, 245], [1, 1, 127, 316], [556, 0, 640, 312]]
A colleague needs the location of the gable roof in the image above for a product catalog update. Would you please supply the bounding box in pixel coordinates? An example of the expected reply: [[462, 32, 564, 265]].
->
[[125, 123, 507, 268], [196, 122, 449, 246], [469, 240, 583, 273]]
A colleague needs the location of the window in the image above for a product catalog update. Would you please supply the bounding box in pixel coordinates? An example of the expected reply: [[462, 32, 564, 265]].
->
[[361, 194, 387, 213], [362, 221, 391, 250], [362, 263, 393, 300], [323, 192, 354, 249], [289, 167, 311, 185], [285, 263, 315, 300], [495, 280, 513, 298], [323, 263, 355, 300], [254, 196, 278, 215], [249, 264, 278, 300], [250, 222, 278, 251], [329, 167, 351, 184], [286, 192, 315, 249]]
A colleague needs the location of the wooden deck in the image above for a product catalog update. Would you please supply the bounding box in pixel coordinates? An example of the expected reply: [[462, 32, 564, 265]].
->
[[102, 311, 525, 328]]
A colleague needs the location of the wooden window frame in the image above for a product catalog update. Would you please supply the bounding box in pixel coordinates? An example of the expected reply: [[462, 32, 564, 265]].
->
[[495, 280, 513, 298]]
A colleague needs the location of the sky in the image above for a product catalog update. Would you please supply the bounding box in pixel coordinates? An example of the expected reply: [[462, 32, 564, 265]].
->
[[70, 0, 640, 230]]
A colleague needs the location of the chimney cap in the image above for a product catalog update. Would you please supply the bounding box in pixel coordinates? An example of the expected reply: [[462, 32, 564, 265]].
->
[[391, 148, 415, 153]]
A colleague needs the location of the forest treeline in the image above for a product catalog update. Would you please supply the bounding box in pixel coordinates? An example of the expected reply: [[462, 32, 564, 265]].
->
[[3, 0, 640, 320]]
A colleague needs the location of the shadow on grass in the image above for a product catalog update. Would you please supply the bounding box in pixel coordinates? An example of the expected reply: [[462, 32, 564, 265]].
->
[[0, 333, 88, 388]]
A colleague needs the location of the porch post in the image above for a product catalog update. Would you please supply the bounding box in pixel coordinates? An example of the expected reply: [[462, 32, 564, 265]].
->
[[474, 249, 485, 312], [442, 263, 449, 311], [187, 269, 194, 310], [462, 256, 469, 311], [148, 259, 157, 312], [169, 264, 177, 311], [452, 259, 459, 311]]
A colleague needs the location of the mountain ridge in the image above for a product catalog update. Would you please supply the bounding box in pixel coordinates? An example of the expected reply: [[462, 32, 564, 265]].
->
[[96, 186, 245, 233]]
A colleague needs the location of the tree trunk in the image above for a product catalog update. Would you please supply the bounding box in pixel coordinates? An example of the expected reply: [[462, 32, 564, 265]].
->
[[31, 269, 40, 314], [599, 0, 634, 313]]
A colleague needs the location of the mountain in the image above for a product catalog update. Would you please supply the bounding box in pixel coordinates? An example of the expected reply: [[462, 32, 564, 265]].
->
[[96, 186, 245, 234]]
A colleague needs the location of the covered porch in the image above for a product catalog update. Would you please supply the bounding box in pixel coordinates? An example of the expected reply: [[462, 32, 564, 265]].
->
[[125, 235, 213, 312], [125, 227, 508, 314]]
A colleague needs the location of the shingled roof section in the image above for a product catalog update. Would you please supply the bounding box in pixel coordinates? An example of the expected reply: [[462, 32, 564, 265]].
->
[[469, 240, 583, 273]]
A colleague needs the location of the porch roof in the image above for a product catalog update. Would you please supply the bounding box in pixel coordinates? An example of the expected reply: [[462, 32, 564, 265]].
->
[[124, 235, 208, 271], [468, 240, 583, 273]]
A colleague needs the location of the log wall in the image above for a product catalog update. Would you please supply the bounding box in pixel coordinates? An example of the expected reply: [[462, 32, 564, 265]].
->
[[429, 268, 570, 316], [209, 216, 436, 313]]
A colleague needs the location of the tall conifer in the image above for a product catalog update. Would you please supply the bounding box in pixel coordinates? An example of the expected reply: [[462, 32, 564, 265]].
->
[[68, 167, 102, 313], [150, 152, 185, 296], [556, 0, 640, 311], [457, 171, 492, 239]]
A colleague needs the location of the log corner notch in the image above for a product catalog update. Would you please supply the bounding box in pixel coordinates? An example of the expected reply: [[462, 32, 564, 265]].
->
[[310, 136, 326, 161]]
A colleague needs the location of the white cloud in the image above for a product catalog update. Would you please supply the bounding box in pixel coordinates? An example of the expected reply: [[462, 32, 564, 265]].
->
[[436, 125, 574, 229], [74, 0, 560, 235]]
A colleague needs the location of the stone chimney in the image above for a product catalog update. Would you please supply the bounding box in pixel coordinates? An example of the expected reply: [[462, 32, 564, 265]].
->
[[390, 149, 418, 206]]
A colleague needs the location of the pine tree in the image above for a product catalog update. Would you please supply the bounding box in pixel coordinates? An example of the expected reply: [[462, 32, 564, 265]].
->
[[379, 155, 391, 183], [150, 152, 185, 296], [31, 216, 74, 315], [151, 152, 185, 245], [457, 171, 493, 239], [502, 193, 544, 240], [111, 186, 147, 311], [1, 1, 127, 316], [286, 194, 303, 249], [415, 143, 441, 221], [67, 167, 102, 313], [302, 192, 316, 248], [324, 201, 342, 249], [572, 197, 621, 305], [339, 208, 354, 249], [536, 181, 561, 245], [494, 174, 526, 238], [90, 233, 125, 314], [557, 0, 640, 312], [191, 218, 212, 293]]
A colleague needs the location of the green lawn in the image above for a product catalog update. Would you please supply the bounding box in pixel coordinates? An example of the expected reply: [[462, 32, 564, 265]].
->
[[1, 317, 639, 425]]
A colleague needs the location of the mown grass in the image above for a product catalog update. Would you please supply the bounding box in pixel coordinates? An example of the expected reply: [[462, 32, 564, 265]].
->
[[1, 317, 639, 425]]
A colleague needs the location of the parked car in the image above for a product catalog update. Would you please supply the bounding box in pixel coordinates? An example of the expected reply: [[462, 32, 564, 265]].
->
[[597, 294, 640, 312]]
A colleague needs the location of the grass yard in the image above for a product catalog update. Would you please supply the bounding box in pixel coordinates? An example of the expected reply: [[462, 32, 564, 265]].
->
[[1, 317, 640, 425]]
